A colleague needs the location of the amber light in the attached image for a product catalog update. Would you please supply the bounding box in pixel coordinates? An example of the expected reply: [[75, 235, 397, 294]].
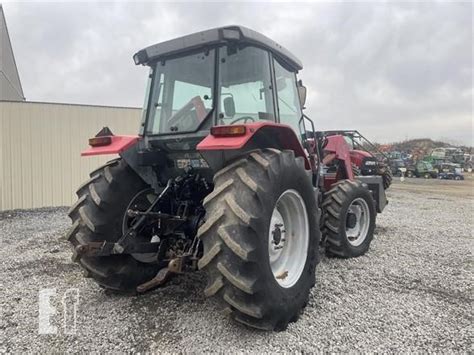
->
[[89, 136, 112, 147], [211, 125, 246, 137]]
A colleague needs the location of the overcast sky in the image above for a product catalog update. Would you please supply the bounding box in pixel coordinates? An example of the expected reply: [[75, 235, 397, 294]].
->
[[3, 1, 473, 145]]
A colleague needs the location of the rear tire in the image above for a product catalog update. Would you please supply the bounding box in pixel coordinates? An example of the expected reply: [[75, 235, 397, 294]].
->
[[322, 180, 376, 258], [66, 158, 160, 291], [198, 149, 320, 330]]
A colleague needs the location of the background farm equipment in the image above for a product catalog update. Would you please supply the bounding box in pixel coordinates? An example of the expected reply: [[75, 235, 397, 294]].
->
[[66, 25, 388, 331], [438, 172, 464, 180], [430, 147, 465, 165], [406, 161, 438, 178], [389, 159, 407, 177], [320, 130, 393, 189], [437, 163, 464, 180], [464, 155, 474, 172]]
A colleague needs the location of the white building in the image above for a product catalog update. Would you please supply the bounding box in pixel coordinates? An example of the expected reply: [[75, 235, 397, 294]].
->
[[0, 6, 140, 211]]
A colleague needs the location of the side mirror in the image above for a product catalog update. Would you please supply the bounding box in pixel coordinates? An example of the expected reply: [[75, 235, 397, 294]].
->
[[297, 80, 307, 108]]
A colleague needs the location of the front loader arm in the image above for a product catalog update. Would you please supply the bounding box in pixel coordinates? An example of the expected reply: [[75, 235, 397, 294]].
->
[[322, 134, 354, 180]]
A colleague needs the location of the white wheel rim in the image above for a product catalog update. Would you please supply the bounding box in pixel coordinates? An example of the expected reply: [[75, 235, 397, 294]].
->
[[345, 197, 370, 247], [268, 189, 309, 288]]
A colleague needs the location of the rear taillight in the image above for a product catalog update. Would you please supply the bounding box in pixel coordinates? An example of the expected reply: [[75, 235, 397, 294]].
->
[[210, 125, 246, 137], [89, 136, 112, 147]]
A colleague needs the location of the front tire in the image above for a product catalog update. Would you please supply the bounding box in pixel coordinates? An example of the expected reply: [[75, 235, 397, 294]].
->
[[198, 149, 320, 330], [380, 166, 392, 189], [322, 180, 376, 258]]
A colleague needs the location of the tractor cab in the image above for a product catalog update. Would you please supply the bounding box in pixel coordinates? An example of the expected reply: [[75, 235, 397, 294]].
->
[[121, 26, 313, 177], [136, 26, 306, 144]]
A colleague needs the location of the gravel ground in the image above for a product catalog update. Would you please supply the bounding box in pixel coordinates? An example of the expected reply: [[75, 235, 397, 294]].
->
[[0, 178, 472, 353]]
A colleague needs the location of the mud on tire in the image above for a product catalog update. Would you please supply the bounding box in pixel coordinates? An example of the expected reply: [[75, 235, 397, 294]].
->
[[198, 149, 320, 331], [66, 158, 160, 291]]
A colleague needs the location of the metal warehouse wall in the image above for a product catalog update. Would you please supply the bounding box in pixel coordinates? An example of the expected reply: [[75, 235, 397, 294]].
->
[[0, 101, 141, 211]]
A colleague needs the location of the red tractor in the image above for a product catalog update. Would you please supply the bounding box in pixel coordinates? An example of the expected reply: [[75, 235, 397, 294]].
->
[[67, 26, 388, 331], [321, 130, 393, 190]]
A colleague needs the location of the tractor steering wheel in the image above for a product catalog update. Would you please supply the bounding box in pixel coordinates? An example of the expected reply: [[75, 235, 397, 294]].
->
[[229, 116, 255, 125]]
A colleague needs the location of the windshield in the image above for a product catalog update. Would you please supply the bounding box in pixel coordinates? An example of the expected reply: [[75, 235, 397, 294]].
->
[[145, 50, 215, 134]]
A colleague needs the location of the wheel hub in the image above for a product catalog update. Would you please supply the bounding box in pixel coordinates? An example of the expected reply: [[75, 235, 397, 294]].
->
[[268, 190, 309, 288], [272, 224, 284, 245], [346, 213, 357, 229], [345, 197, 370, 247]]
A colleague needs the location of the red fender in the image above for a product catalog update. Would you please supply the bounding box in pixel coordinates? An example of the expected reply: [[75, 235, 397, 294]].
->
[[81, 135, 139, 156], [197, 122, 310, 169]]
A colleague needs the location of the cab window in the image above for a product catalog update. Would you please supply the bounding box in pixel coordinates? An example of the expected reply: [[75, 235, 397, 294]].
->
[[173, 81, 212, 111], [146, 50, 215, 134], [273, 58, 302, 135], [217, 46, 275, 125]]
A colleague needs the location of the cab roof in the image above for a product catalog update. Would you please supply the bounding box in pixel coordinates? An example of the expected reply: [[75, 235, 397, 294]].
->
[[133, 25, 303, 71]]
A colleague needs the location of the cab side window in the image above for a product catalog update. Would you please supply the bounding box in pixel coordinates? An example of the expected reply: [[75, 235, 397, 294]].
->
[[218, 46, 275, 125], [273, 59, 302, 135]]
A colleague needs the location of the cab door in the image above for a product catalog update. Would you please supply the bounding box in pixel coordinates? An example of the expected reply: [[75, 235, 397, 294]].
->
[[271, 57, 303, 136], [217, 46, 277, 125]]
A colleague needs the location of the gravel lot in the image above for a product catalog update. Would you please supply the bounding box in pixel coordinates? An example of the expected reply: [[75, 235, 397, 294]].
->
[[0, 177, 472, 353]]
